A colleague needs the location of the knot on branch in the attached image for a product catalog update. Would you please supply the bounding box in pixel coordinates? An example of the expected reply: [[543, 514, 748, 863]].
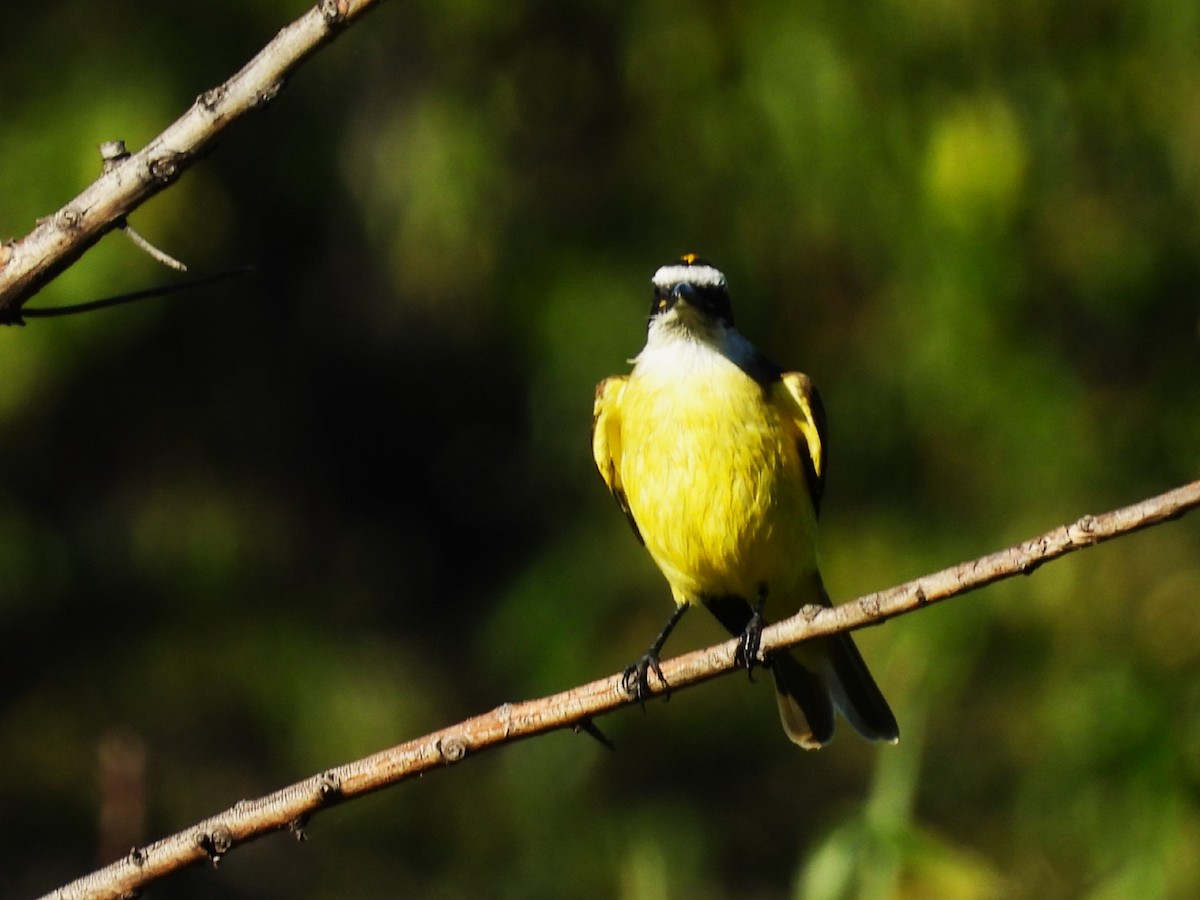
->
[[317, 771, 342, 802], [437, 735, 469, 763], [195, 825, 234, 866], [1070, 514, 1099, 544], [319, 0, 350, 25], [1017, 539, 1048, 574], [56, 207, 83, 231], [494, 702, 514, 738], [799, 604, 823, 623], [126, 846, 146, 868], [149, 155, 181, 184], [253, 81, 285, 108], [198, 86, 227, 113]]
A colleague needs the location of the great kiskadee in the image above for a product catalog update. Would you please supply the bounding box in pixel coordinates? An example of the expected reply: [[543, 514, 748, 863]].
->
[[592, 254, 898, 748]]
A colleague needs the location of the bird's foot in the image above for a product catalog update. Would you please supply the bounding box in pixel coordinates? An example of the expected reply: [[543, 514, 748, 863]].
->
[[622, 650, 668, 708], [622, 603, 688, 707], [735, 586, 768, 680]]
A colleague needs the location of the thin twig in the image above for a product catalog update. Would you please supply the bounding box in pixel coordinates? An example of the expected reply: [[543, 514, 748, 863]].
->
[[38, 480, 1200, 900], [119, 223, 188, 272], [7, 265, 255, 323], [0, 0, 384, 320]]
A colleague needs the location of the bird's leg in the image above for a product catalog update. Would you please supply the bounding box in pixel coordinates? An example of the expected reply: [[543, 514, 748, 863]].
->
[[623, 604, 689, 707], [734, 582, 768, 679]]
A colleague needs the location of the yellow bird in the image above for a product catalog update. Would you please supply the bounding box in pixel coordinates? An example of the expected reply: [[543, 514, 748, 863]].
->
[[592, 254, 898, 748]]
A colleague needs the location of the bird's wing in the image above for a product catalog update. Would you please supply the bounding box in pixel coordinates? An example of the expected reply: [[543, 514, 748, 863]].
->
[[776, 371, 828, 517], [591, 375, 644, 544]]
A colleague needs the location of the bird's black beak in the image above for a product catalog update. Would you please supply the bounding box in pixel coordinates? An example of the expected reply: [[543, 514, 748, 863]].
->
[[671, 283, 697, 305]]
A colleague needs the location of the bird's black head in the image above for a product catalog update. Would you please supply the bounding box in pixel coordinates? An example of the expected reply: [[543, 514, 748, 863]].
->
[[649, 254, 734, 328]]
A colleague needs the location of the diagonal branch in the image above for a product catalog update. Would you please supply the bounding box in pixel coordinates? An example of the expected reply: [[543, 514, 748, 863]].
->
[[0, 0, 384, 322], [38, 479, 1200, 900]]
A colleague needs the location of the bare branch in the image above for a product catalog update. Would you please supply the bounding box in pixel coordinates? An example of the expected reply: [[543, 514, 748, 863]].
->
[[762, 479, 1200, 653], [0, 0, 384, 320], [39, 480, 1200, 900]]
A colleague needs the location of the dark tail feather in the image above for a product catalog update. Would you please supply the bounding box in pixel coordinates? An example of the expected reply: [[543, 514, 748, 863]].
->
[[705, 588, 898, 748], [811, 575, 899, 745], [823, 632, 899, 743], [773, 636, 898, 748], [772, 651, 835, 749]]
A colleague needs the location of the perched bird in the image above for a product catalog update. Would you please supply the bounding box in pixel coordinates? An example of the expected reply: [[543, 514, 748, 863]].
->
[[591, 254, 898, 748]]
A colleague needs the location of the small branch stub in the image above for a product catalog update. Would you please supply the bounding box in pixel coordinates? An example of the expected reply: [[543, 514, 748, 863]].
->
[[288, 815, 310, 842], [99, 140, 130, 172]]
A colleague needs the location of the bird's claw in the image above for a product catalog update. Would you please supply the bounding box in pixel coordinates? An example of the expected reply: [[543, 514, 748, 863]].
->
[[734, 607, 765, 681], [623, 651, 668, 707]]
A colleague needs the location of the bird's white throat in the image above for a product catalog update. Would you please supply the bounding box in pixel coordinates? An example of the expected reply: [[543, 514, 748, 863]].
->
[[635, 312, 760, 377]]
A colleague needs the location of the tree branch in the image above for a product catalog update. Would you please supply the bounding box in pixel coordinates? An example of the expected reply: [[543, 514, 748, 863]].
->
[[0, 0, 384, 322], [39, 479, 1200, 900]]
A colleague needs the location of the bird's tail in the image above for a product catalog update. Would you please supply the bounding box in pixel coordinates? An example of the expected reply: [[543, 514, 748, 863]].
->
[[704, 582, 899, 748], [773, 632, 899, 748]]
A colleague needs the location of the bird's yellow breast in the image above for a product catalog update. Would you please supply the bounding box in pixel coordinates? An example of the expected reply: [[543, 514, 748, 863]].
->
[[616, 342, 818, 606]]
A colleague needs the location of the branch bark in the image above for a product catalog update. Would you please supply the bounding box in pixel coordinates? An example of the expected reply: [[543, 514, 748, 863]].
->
[[39, 479, 1200, 900], [0, 0, 384, 322]]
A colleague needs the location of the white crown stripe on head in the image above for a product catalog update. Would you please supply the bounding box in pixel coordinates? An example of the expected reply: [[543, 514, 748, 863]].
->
[[651, 264, 727, 290]]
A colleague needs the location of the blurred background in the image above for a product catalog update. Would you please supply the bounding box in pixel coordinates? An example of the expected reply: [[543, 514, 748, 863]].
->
[[2, 1, 1199, 897]]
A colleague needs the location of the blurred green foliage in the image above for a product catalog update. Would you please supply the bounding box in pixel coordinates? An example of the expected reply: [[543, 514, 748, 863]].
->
[[2, 1, 1199, 897]]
